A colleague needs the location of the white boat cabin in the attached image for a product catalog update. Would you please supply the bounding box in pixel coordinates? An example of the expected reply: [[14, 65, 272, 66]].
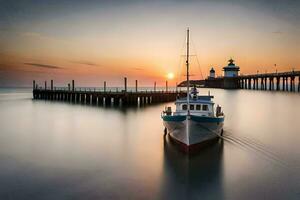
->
[[163, 86, 223, 117], [174, 97, 214, 117]]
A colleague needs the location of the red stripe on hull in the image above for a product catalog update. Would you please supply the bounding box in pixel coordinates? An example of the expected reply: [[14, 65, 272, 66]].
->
[[168, 134, 220, 153]]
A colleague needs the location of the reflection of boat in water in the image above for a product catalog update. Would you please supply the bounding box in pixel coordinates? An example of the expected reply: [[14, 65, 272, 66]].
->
[[161, 29, 224, 152], [158, 134, 224, 199]]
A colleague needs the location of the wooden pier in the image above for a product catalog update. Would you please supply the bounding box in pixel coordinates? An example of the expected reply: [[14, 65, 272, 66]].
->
[[180, 70, 300, 92], [32, 78, 186, 106], [239, 71, 300, 92]]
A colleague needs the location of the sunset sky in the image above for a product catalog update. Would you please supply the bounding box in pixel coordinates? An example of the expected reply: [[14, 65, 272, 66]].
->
[[1, 0, 299, 87]]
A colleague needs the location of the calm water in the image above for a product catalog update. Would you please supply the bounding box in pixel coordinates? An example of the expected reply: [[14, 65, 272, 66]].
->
[[0, 88, 299, 199]]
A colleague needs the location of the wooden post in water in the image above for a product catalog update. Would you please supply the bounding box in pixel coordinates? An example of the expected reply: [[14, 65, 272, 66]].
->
[[72, 80, 75, 91], [68, 83, 71, 91], [124, 77, 127, 92], [290, 76, 295, 92], [51, 80, 53, 91], [135, 80, 138, 92], [264, 77, 267, 90], [255, 78, 258, 90], [240, 79, 242, 89], [104, 81, 106, 92], [166, 81, 168, 92], [33, 80, 35, 90], [298, 76, 300, 92], [154, 82, 156, 92], [44, 81, 47, 90]]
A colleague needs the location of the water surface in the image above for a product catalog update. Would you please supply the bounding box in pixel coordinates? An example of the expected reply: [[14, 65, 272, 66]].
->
[[0, 88, 299, 199]]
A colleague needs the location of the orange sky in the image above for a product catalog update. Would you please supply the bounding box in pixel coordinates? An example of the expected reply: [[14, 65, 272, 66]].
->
[[0, 0, 299, 87]]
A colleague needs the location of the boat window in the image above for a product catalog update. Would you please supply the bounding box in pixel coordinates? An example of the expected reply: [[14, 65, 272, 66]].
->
[[190, 104, 194, 110], [182, 104, 187, 110], [196, 104, 201, 110], [202, 104, 208, 111]]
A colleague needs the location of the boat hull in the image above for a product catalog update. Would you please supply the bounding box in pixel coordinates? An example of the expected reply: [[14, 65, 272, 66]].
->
[[162, 115, 224, 151]]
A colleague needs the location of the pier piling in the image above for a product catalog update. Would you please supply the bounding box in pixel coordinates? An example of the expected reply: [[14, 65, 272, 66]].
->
[[166, 81, 168, 92], [298, 76, 300, 92], [124, 77, 127, 92], [51, 80, 53, 91], [72, 80, 75, 91], [276, 77, 280, 91], [135, 80, 138, 92]]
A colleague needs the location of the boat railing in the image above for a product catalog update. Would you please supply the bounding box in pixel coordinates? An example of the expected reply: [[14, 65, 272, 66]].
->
[[161, 106, 173, 117]]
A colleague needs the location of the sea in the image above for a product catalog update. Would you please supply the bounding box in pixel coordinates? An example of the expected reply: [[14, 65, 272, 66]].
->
[[0, 87, 299, 199]]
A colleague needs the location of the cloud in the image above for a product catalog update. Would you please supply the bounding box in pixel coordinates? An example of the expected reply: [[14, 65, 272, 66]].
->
[[24, 62, 64, 69], [71, 61, 101, 67], [272, 31, 283, 34], [21, 32, 42, 37], [131, 67, 144, 71]]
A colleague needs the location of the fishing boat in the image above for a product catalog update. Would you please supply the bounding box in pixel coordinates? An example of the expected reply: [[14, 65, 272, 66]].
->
[[161, 28, 224, 152]]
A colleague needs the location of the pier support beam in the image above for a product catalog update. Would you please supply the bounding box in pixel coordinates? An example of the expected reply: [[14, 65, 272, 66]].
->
[[124, 77, 127, 92], [269, 77, 274, 90], [298, 76, 300, 92], [72, 80, 75, 91], [154, 82, 156, 92], [276, 77, 280, 91], [135, 80, 138, 92], [166, 81, 168, 92], [290, 76, 295, 92], [33, 80, 35, 90], [264, 77, 267, 90], [51, 80, 53, 91], [104, 81, 106, 92]]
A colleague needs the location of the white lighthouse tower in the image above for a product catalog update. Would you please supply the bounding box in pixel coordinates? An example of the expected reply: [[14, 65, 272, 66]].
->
[[223, 58, 240, 77], [209, 67, 215, 79]]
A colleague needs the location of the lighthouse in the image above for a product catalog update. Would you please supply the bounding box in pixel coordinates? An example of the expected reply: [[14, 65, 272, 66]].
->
[[223, 58, 240, 77], [209, 67, 215, 79]]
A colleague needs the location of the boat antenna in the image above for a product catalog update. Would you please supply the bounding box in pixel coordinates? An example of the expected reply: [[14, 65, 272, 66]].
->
[[186, 28, 190, 115]]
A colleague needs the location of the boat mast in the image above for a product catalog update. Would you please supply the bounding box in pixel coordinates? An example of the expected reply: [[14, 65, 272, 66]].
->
[[186, 28, 190, 115]]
